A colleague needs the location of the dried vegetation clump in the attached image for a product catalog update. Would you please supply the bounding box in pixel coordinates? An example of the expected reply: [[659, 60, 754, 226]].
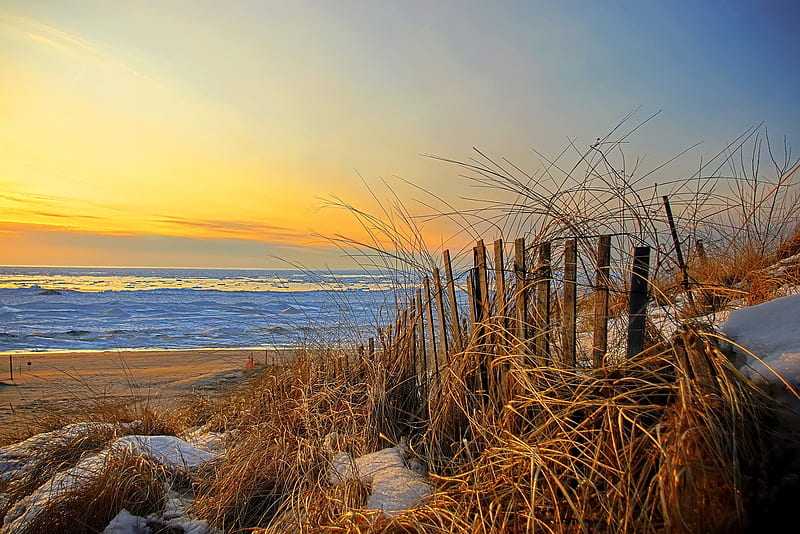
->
[[190, 354, 376, 530]]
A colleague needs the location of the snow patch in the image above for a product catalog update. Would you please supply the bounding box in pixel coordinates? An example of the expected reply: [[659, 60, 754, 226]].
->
[[113, 435, 218, 469], [331, 443, 431, 515], [720, 293, 800, 410], [1, 433, 218, 532], [103, 509, 148, 533]]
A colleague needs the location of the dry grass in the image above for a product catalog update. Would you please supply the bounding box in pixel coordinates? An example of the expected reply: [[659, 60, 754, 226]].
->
[[11, 449, 171, 534], [190, 355, 376, 530], [0, 391, 181, 448]]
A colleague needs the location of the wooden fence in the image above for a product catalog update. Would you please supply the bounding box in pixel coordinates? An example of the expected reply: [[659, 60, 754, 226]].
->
[[363, 234, 653, 420]]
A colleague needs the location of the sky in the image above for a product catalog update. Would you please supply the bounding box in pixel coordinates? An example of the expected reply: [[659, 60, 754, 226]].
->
[[1, 0, 799, 269]]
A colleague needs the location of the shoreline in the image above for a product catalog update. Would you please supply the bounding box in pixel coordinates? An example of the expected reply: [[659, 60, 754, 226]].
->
[[0, 346, 290, 358], [0, 347, 296, 429]]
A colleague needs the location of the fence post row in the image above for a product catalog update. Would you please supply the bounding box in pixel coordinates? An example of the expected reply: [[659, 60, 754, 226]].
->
[[367, 233, 659, 418]]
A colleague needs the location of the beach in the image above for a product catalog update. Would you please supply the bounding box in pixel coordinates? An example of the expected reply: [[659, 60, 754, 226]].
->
[[0, 348, 291, 427]]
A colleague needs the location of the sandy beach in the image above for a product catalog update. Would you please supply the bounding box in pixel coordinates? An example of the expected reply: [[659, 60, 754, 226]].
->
[[0, 348, 292, 426]]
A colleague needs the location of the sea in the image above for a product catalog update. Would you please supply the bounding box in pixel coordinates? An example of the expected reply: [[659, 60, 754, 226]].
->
[[0, 267, 403, 353]]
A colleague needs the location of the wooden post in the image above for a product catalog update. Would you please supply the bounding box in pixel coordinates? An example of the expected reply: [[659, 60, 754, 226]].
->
[[433, 267, 449, 365], [562, 239, 577, 367], [416, 288, 427, 379], [378, 327, 386, 362], [627, 246, 651, 358], [494, 239, 507, 320], [8, 355, 12, 381], [470, 265, 490, 398], [534, 242, 551, 364], [471, 243, 488, 399], [368, 337, 375, 361], [475, 240, 491, 323], [663, 195, 693, 304], [443, 250, 462, 352], [409, 298, 417, 374], [466, 272, 476, 330], [423, 276, 439, 376], [592, 235, 612, 368], [514, 238, 527, 345], [695, 239, 708, 267]]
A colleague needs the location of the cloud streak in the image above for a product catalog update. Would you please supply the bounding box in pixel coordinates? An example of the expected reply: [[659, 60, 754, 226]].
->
[[0, 13, 168, 92], [152, 215, 310, 244]]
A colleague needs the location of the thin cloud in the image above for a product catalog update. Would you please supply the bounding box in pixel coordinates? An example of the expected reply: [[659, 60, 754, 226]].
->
[[153, 215, 308, 243], [0, 14, 166, 89]]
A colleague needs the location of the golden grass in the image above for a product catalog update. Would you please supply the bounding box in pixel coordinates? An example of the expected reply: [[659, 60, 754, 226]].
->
[[11, 449, 170, 534], [190, 354, 376, 529]]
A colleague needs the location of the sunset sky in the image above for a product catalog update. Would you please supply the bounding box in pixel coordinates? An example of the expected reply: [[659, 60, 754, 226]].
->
[[2, 0, 799, 268]]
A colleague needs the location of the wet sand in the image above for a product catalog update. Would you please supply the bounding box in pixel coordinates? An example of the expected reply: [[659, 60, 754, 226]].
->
[[0, 348, 292, 425]]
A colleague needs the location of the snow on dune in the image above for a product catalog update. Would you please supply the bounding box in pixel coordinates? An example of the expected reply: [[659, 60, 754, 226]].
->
[[331, 443, 431, 515], [0, 431, 219, 533], [720, 292, 800, 409]]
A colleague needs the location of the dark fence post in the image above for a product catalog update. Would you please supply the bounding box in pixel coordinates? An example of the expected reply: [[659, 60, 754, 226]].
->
[[663, 195, 693, 305], [443, 250, 462, 352], [415, 288, 427, 379], [475, 240, 491, 324], [514, 238, 527, 346], [534, 242, 551, 364], [562, 239, 577, 367], [626, 246, 651, 358], [592, 235, 612, 368], [423, 276, 438, 377], [494, 239, 506, 321], [433, 267, 449, 366]]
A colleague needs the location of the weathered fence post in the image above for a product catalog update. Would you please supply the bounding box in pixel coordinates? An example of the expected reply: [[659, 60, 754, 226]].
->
[[415, 288, 427, 381], [493, 239, 509, 405], [534, 242, 551, 364], [473, 242, 490, 398], [514, 238, 527, 346], [475, 240, 491, 323], [663, 195, 693, 305], [695, 239, 707, 267], [433, 267, 449, 367], [494, 239, 507, 322], [562, 239, 577, 367], [423, 276, 438, 377], [592, 235, 612, 368], [627, 246, 651, 358], [443, 250, 462, 352]]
